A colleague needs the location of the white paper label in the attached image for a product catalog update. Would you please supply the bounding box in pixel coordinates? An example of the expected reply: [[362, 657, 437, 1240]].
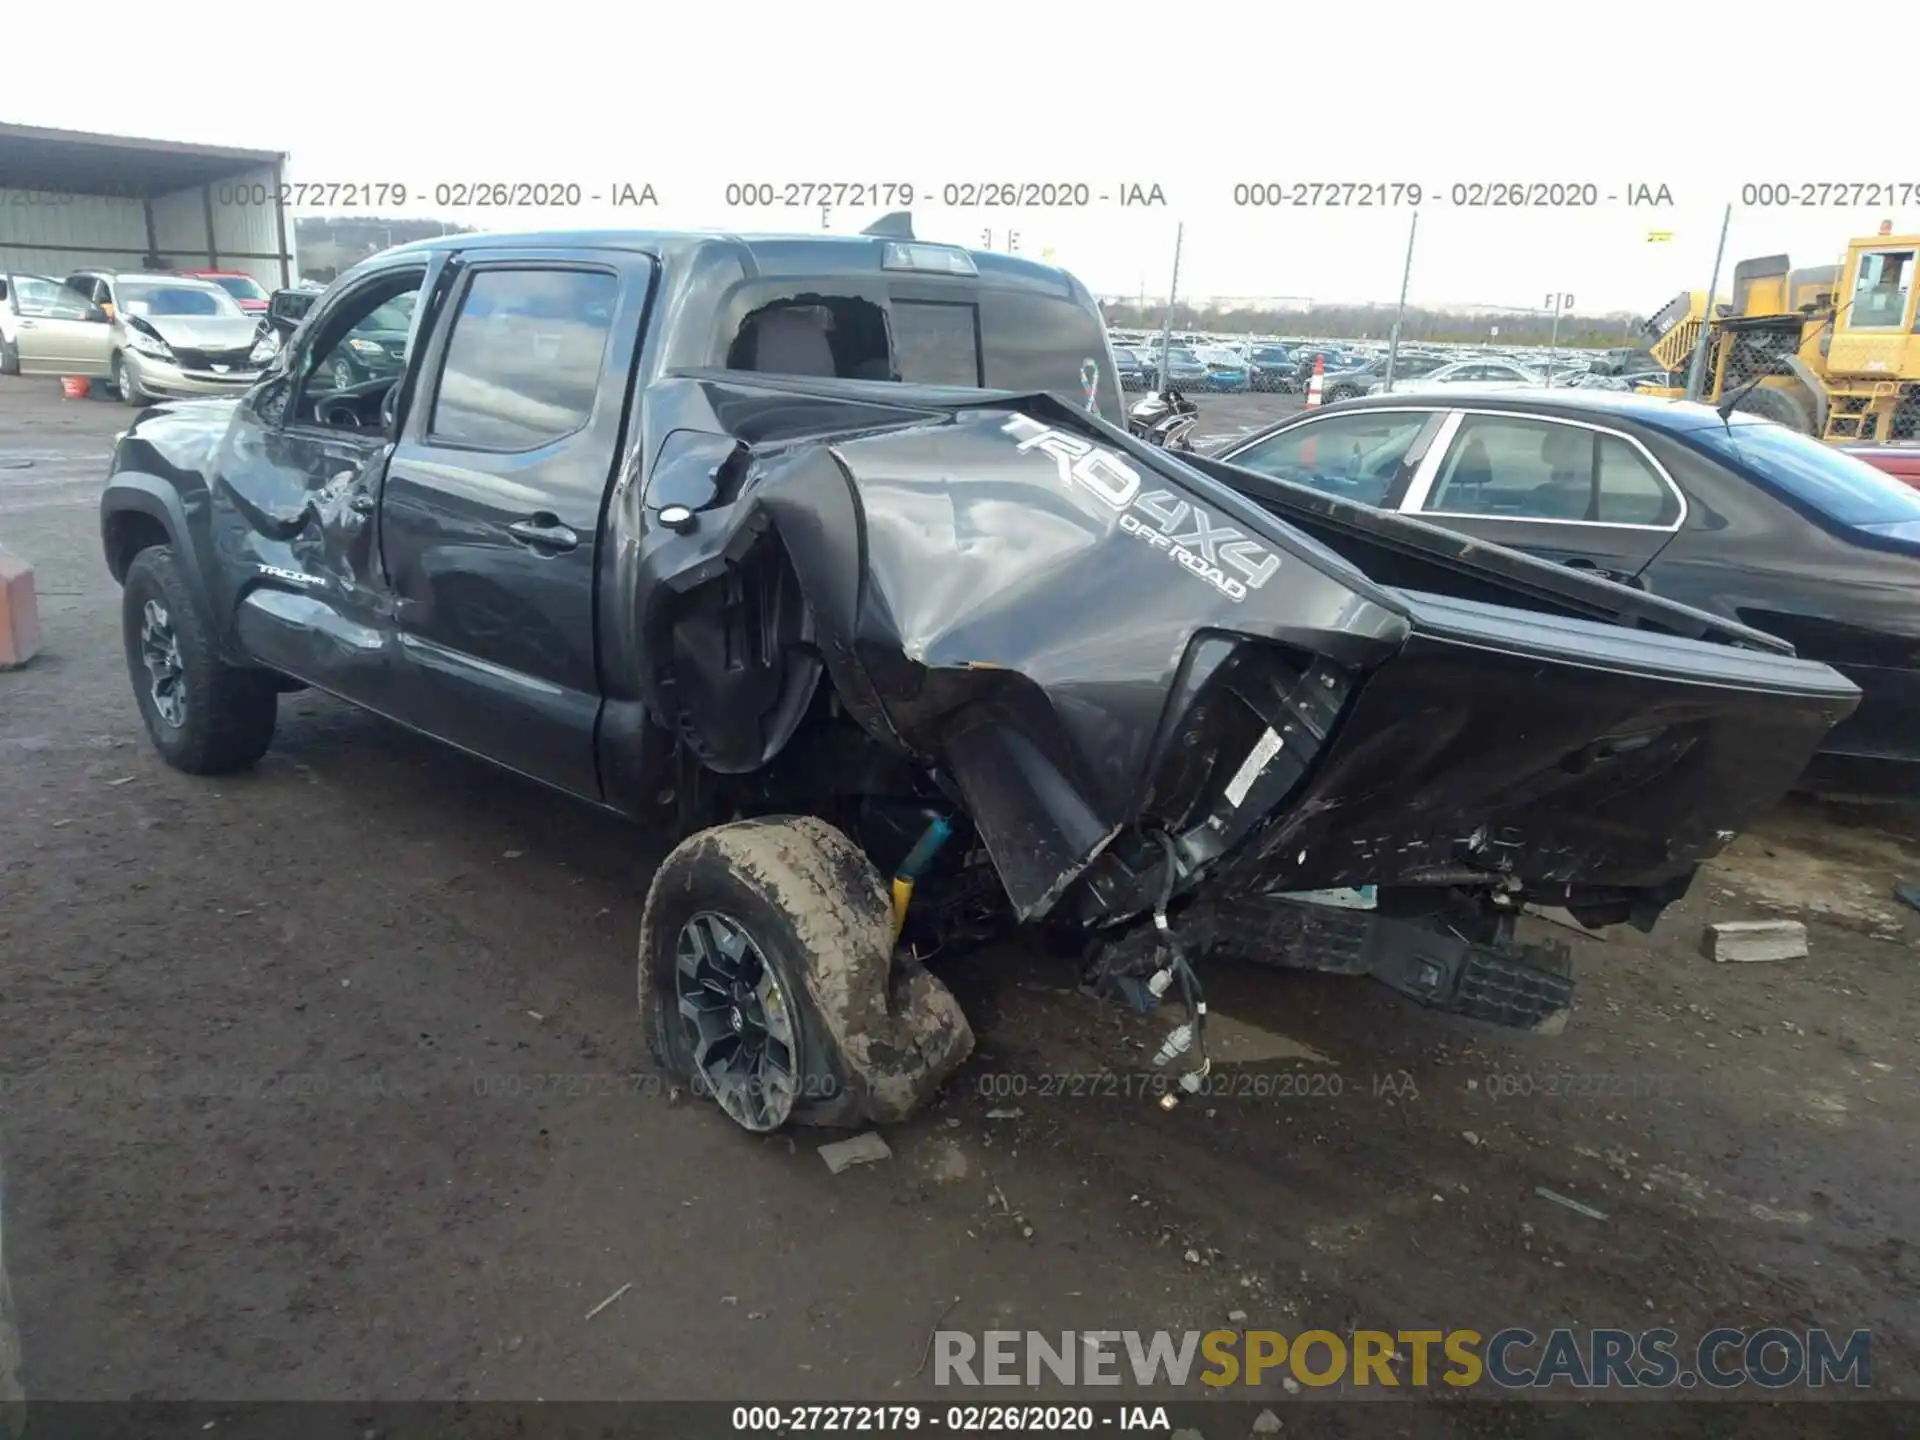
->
[[1223, 726, 1284, 808]]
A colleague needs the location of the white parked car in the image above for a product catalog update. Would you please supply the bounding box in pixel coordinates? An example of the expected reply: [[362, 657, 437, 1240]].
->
[[1366, 358, 1549, 396]]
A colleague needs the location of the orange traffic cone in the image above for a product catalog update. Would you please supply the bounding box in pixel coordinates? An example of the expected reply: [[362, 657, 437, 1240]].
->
[[1305, 354, 1325, 409]]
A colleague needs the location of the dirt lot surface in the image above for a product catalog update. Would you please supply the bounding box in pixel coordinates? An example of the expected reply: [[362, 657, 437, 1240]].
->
[[2, 380, 1917, 1433]]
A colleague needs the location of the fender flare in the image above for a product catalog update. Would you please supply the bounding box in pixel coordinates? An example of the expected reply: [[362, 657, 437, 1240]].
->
[[99, 474, 237, 661], [100, 473, 203, 583]]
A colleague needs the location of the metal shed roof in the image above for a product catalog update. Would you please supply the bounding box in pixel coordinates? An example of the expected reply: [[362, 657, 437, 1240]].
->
[[0, 122, 285, 198]]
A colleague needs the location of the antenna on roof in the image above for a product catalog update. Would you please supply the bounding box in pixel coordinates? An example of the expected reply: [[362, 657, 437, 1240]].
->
[[861, 211, 914, 240]]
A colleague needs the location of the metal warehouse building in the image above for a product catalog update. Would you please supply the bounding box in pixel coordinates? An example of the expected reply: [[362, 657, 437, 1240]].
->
[[0, 122, 294, 289]]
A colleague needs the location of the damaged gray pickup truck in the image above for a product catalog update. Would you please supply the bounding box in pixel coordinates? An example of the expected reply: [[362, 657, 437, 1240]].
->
[[99, 221, 1861, 1133]]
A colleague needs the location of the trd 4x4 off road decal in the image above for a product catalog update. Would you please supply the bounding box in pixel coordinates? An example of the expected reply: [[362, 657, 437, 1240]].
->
[[999, 414, 1279, 601]]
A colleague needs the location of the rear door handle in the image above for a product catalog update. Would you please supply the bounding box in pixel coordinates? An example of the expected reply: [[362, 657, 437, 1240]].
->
[[508, 515, 579, 552]]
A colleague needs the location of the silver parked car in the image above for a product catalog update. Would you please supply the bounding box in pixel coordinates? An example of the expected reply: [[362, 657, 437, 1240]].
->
[[61, 270, 269, 405], [1364, 357, 1547, 396], [0, 273, 114, 377]]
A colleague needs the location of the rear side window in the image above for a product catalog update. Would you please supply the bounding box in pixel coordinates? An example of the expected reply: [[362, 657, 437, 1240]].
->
[[891, 300, 981, 387], [1425, 416, 1680, 526], [1594, 434, 1675, 524], [429, 268, 619, 451]]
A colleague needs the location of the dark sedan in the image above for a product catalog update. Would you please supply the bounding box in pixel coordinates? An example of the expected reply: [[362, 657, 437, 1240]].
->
[[1213, 389, 1920, 793], [1143, 346, 1211, 390], [1111, 345, 1150, 391], [1249, 345, 1297, 393]]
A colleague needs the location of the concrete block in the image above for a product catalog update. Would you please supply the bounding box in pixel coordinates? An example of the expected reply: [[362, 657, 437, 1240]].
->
[[1700, 920, 1808, 963], [0, 550, 41, 670]]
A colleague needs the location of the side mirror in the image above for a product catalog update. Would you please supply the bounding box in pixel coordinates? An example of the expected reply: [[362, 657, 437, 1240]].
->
[[266, 288, 317, 334], [85, 302, 110, 324]]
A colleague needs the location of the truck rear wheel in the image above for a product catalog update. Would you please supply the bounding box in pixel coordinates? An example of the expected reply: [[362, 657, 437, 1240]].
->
[[639, 815, 974, 1132], [121, 546, 279, 774]]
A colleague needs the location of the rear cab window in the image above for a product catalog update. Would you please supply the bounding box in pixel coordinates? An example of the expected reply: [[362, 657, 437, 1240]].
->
[[713, 251, 1122, 421]]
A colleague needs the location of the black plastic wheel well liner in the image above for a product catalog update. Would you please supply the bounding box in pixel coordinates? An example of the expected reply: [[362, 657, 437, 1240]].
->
[[103, 508, 171, 583], [656, 525, 824, 774]]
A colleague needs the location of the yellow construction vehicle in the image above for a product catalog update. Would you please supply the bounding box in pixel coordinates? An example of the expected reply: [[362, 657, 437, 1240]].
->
[[1638, 225, 1920, 443]]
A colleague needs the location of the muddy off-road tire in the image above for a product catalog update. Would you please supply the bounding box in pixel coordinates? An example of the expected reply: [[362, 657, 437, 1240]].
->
[[121, 546, 279, 774], [639, 815, 975, 1132]]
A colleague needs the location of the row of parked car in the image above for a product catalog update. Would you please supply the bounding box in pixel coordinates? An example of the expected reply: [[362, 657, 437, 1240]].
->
[[1107, 332, 1668, 399]]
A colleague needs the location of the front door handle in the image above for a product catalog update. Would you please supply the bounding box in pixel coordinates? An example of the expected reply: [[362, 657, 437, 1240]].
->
[[508, 515, 579, 552]]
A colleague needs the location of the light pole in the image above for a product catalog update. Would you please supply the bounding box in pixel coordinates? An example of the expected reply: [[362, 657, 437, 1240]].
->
[[1383, 210, 1418, 392], [1154, 222, 1184, 389], [1685, 204, 1733, 402]]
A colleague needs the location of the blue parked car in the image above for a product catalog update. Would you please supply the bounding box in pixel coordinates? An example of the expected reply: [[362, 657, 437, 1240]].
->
[[1200, 357, 1251, 393]]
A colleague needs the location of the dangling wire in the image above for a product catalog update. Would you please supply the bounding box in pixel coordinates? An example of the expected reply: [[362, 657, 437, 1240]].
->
[[1151, 830, 1207, 1061], [1081, 360, 1100, 414]]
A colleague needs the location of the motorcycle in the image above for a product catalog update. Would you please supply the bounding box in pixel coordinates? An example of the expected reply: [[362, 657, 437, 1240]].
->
[[1126, 388, 1199, 452]]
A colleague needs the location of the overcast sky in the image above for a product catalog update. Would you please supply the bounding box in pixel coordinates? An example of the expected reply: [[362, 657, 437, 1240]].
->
[[7, 4, 1911, 314]]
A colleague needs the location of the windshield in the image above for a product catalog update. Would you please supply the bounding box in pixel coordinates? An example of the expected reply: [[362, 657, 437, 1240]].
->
[[1689, 420, 1920, 526], [118, 282, 245, 319], [207, 274, 269, 303]]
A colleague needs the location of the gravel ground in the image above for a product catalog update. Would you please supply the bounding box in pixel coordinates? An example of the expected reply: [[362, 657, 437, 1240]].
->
[[1, 379, 1916, 1433]]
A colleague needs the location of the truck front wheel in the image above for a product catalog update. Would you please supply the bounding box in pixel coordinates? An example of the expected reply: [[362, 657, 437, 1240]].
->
[[1729, 381, 1816, 436], [639, 815, 975, 1132], [121, 546, 279, 774]]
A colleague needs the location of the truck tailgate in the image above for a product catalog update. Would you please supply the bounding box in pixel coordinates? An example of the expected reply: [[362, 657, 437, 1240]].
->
[[1207, 589, 1861, 898]]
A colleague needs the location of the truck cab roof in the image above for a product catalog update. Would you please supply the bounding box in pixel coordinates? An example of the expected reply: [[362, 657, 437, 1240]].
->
[[370, 228, 1088, 301], [335, 226, 1123, 420]]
